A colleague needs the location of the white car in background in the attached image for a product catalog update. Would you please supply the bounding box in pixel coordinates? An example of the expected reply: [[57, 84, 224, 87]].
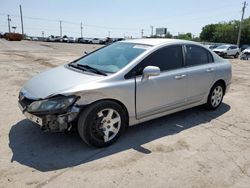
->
[[67, 37, 75, 43], [240, 47, 250, 60], [213, 45, 240, 58], [90, 38, 106, 44]]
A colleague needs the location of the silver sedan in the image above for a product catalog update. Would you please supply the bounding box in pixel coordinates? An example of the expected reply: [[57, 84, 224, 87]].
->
[[18, 39, 232, 147]]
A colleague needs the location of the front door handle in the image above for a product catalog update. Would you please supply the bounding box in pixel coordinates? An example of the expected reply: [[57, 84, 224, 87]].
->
[[175, 74, 186, 80], [206, 68, 214, 73]]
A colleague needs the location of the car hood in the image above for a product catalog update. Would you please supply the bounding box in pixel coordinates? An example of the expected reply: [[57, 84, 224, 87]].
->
[[243, 49, 250, 53], [23, 65, 104, 99]]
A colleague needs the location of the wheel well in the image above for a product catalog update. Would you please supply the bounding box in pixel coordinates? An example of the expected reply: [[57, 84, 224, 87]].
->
[[213, 79, 226, 94], [87, 99, 129, 126]]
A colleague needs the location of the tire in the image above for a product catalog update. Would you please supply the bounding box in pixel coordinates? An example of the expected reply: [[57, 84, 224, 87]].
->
[[234, 53, 239, 58], [77, 101, 127, 147], [206, 82, 225, 110]]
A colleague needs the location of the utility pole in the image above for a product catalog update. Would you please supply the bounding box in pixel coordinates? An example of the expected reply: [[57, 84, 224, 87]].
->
[[108, 31, 111, 38], [237, 1, 248, 46], [7, 15, 11, 33], [59, 20, 62, 37], [19, 5, 24, 37], [150, 25, 154, 37], [80, 22, 83, 38], [141, 29, 144, 38]]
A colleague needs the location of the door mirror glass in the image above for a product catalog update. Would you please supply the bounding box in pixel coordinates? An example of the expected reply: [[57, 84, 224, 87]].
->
[[142, 66, 160, 81]]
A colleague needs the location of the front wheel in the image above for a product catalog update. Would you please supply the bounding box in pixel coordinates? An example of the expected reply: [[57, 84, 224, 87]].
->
[[77, 101, 126, 147], [206, 82, 225, 110]]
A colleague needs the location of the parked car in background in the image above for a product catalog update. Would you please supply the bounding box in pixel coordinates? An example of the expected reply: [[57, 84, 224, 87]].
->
[[67, 37, 75, 43], [240, 47, 250, 60], [46, 35, 56, 42], [25, 36, 31, 40], [54, 36, 62, 42], [112, 38, 124, 43], [31, 37, 38, 41], [240, 44, 250, 52], [18, 39, 232, 147], [60, 36, 68, 42], [90, 38, 106, 44], [77, 37, 91, 44], [213, 44, 240, 58]]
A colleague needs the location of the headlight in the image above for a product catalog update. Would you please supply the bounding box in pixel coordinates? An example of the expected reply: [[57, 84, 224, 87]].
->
[[27, 95, 78, 114]]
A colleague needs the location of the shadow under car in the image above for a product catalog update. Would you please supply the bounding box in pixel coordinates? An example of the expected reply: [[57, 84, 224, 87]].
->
[[9, 103, 230, 172]]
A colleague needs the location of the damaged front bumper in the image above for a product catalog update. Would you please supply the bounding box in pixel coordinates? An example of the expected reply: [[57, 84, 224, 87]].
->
[[18, 101, 80, 132]]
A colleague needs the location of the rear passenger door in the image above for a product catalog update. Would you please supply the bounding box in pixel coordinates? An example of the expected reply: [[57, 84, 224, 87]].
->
[[184, 45, 215, 103]]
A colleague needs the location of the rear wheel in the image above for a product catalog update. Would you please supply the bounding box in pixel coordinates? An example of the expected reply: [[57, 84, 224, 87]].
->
[[206, 82, 225, 110], [234, 53, 239, 58], [77, 101, 126, 147]]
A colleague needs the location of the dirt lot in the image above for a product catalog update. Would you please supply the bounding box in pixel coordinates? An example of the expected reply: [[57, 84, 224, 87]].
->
[[0, 39, 250, 188]]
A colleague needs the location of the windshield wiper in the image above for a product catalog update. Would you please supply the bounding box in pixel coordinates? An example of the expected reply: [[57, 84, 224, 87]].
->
[[69, 63, 107, 76], [78, 64, 107, 76]]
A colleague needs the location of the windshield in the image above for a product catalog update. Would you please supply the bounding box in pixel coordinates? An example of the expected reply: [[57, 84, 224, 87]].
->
[[216, 45, 229, 49], [74, 42, 151, 73]]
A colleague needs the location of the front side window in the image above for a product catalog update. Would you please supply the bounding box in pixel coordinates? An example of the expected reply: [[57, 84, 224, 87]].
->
[[74, 42, 150, 73], [126, 45, 183, 78], [185, 45, 212, 66]]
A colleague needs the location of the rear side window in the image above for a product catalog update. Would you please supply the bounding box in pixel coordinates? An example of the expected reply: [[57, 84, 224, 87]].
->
[[186, 45, 213, 66]]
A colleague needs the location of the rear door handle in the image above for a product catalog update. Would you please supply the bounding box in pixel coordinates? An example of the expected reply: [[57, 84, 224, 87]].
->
[[175, 74, 186, 80], [206, 68, 214, 73]]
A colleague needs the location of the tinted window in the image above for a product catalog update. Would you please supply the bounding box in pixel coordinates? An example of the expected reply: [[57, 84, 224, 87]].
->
[[127, 45, 183, 78], [186, 45, 212, 66]]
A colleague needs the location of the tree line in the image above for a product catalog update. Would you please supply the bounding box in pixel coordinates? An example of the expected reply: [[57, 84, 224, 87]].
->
[[151, 17, 250, 45], [200, 17, 250, 45]]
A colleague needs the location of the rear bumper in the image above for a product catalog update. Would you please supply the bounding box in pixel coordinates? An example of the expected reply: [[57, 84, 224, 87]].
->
[[18, 101, 80, 132]]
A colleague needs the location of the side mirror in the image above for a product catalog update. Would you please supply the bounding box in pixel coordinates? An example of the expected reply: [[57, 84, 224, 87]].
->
[[142, 66, 160, 81]]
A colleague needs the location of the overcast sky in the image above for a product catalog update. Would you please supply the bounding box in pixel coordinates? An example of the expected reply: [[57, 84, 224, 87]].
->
[[0, 0, 249, 38]]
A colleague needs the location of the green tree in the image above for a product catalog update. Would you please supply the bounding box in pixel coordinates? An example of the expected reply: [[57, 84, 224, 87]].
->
[[199, 17, 250, 45], [200, 24, 217, 42], [176, 33, 192, 40]]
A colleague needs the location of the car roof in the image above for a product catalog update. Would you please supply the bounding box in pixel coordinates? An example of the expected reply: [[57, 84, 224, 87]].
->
[[120, 38, 200, 47]]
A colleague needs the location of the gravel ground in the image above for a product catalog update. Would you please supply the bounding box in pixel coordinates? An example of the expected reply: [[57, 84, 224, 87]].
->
[[0, 39, 250, 188]]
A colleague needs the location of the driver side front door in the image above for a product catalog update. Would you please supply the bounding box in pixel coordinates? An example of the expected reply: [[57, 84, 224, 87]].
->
[[134, 45, 188, 119]]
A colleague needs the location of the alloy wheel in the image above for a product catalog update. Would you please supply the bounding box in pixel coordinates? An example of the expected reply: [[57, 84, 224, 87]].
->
[[211, 86, 223, 107]]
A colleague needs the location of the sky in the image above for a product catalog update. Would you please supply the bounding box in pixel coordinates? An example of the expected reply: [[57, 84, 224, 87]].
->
[[0, 0, 249, 38]]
